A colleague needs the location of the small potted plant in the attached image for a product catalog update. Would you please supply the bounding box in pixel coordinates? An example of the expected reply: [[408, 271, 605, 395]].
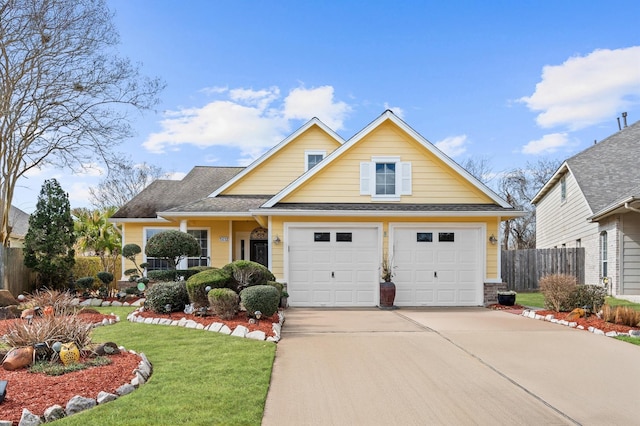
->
[[497, 290, 517, 306], [379, 254, 396, 308]]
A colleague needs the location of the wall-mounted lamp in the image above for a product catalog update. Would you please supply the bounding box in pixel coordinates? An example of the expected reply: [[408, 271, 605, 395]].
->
[[489, 234, 498, 245], [273, 235, 281, 245]]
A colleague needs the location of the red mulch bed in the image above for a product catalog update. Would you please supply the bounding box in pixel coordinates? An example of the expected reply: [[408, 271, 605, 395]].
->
[[0, 308, 281, 424], [489, 304, 637, 334], [0, 311, 138, 425], [133, 309, 280, 338]]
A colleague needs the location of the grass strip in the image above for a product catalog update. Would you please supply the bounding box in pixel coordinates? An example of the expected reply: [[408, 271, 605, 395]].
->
[[55, 306, 276, 426]]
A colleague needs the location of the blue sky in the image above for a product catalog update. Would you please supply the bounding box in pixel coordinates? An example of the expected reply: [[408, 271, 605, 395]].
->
[[14, 0, 640, 212]]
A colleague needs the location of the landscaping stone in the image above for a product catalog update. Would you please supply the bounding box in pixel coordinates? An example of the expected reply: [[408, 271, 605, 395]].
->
[[629, 330, 640, 337], [0, 420, 13, 426], [219, 325, 232, 334], [100, 301, 111, 307], [544, 314, 554, 321], [65, 395, 96, 416], [208, 322, 223, 332], [110, 301, 123, 307], [116, 383, 135, 396], [43, 405, 65, 422], [593, 329, 605, 335], [18, 408, 41, 426], [89, 299, 103, 307], [232, 325, 249, 338], [605, 331, 618, 337], [96, 391, 117, 404], [246, 330, 266, 340]]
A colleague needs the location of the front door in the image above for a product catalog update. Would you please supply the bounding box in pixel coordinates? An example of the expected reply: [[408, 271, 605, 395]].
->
[[250, 240, 268, 267]]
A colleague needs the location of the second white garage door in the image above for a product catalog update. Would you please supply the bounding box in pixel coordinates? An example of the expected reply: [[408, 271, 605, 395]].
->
[[392, 225, 483, 306], [287, 225, 380, 307]]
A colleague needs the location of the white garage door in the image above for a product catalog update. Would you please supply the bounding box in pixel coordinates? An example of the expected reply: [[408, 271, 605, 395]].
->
[[392, 226, 482, 306], [287, 226, 379, 307]]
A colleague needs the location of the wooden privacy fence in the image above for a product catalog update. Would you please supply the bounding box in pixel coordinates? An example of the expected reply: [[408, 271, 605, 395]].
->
[[0, 246, 36, 296], [501, 248, 585, 292]]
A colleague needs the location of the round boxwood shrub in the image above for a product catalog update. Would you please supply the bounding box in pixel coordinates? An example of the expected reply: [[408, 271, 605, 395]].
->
[[208, 288, 239, 320], [75, 276, 95, 292], [240, 285, 280, 317], [221, 260, 275, 291], [267, 280, 284, 296], [186, 268, 232, 308], [145, 281, 190, 313]]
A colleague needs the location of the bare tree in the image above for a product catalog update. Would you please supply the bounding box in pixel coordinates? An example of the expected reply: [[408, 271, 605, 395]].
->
[[499, 158, 562, 250], [0, 0, 164, 246], [89, 160, 168, 209], [461, 156, 494, 185]]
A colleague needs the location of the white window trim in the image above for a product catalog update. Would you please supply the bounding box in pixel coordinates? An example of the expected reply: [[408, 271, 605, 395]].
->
[[304, 150, 326, 171], [361, 156, 411, 201]]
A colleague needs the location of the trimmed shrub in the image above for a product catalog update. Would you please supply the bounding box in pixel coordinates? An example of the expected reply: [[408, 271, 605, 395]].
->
[[189, 266, 214, 273], [148, 269, 203, 282], [96, 271, 114, 285], [145, 281, 190, 313], [145, 230, 201, 269], [222, 260, 275, 291], [75, 276, 95, 292], [539, 273, 578, 312], [267, 281, 284, 296], [208, 288, 240, 320], [186, 268, 232, 308], [567, 284, 607, 313], [240, 285, 280, 317]]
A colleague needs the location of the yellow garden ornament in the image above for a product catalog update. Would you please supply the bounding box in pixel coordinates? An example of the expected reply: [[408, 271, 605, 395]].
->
[[59, 342, 80, 365]]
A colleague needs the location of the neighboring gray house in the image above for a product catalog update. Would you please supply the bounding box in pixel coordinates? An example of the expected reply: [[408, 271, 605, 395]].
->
[[8, 205, 30, 248], [532, 120, 640, 300]]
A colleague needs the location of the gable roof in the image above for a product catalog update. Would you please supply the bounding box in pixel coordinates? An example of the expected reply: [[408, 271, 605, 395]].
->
[[532, 120, 640, 213], [111, 166, 243, 220], [209, 117, 344, 198], [263, 110, 513, 209]]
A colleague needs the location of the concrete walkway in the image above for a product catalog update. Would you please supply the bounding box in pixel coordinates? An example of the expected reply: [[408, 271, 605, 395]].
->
[[262, 307, 640, 426]]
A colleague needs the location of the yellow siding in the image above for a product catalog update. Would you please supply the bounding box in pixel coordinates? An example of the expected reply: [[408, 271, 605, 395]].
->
[[224, 125, 341, 195], [283, 121, 493, 204]]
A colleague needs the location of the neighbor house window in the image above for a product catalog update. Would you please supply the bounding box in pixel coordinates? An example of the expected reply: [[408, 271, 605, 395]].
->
[[600, 231, 608, 277], [360, 157, 411, 200], [560, 176, 567, 203], [305, 151, 326, 171]]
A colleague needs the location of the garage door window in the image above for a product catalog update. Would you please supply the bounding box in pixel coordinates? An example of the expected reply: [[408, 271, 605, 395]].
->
[[314, 232, 330, 242], [336, 232, 353, 242], [438, 232, 455, 242], [417, 232, 433, 242]]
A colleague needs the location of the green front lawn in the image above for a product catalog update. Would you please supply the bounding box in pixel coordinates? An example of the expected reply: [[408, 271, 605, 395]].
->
[[56, 306, 276, 426], [516, 291, 640, 311]]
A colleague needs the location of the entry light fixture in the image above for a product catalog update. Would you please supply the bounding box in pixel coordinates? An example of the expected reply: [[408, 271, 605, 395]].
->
[[489, 234, 498, 245], [273, 235, 281, 245]]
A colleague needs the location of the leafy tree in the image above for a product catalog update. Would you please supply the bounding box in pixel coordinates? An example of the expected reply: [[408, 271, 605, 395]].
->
[[122, 243, 147, 282], [72, 207, 121, 274], [145, 230, 201, 270], [89, 160, 169, 209], [0, 0, 164, 247], [498, 158, 561, 250], [23, 179, 76, 289]]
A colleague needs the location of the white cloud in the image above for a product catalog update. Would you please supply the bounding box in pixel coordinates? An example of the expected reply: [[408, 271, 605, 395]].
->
[[383, 103, 405, 118], [434, 135, 468, 157], [521, 133, 569, 155], [283, 86, 351, 130], [520, 46, 640, 130], [143, 86, 352, 162]]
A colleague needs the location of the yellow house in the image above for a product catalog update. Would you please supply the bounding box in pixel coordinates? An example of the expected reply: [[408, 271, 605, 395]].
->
[[111, 111, 523, 307]]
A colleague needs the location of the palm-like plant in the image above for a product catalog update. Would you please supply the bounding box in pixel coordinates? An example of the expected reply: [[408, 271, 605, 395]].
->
[[72, 207, 121, 273]]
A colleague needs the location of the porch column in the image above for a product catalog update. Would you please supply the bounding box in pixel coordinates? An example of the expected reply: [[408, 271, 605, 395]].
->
[[179, 220, 188, 269]]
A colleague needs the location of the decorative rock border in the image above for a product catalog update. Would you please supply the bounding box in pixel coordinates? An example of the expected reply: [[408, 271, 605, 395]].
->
[[127, 308, 285, 342], [0, 347, 152, 426], [521, 309, 640, 338]]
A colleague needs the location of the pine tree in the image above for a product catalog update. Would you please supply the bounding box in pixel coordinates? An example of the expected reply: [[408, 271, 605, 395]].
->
[[23, 179, 76, 289]]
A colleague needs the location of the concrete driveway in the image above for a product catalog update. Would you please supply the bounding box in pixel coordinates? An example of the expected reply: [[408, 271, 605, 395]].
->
[[262, 307, 640, 426]]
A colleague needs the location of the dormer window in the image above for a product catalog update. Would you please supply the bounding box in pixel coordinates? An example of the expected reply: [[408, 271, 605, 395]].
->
[[360, 156, 411, 201], [305, 151, 326, 171]]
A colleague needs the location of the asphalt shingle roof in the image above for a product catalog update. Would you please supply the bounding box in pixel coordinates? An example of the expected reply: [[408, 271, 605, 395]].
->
[[567, 120, 640, 213], [111, 166, 243, 218]]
